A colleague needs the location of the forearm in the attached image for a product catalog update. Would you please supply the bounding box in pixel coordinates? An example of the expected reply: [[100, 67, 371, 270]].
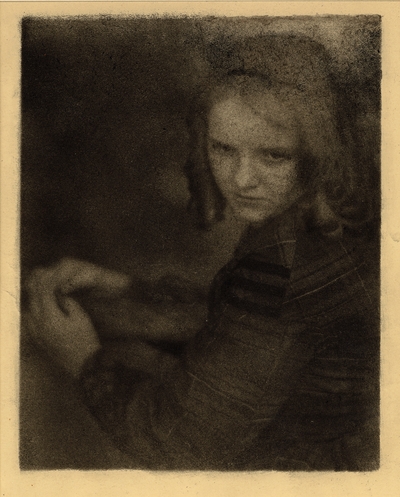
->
[[76, 243, 312, 468], [79, 310, 312, 470], [80, 296, 206, 342]]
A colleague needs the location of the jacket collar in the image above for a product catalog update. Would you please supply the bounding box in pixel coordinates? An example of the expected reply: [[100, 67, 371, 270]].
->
[[234, 205, 299, 269]]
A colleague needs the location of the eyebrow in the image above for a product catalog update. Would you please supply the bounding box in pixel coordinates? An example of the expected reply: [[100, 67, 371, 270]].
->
[[208, 138, 235, 148], [258, 146, 297, 157], [208, 138, 297, 156]]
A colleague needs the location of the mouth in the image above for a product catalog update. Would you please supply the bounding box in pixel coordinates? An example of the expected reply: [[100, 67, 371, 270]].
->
[[234, 194, 266, 202]]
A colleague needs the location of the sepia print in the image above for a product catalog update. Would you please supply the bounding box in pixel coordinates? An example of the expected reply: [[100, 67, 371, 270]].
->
[[20, 15, 381, 471]]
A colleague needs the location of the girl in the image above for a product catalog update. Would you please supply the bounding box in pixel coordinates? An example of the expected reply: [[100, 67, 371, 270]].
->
[[24, 33, 380, 470]]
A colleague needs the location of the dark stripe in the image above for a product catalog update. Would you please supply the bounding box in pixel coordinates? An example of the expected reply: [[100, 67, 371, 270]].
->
[[236, 258, 291, 279], [225, 294, 281, 318], [228, 274, 286, 297]]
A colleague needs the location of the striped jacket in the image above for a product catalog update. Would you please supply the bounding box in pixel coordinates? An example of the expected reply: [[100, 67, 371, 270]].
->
[[80, 208, 380, 470]]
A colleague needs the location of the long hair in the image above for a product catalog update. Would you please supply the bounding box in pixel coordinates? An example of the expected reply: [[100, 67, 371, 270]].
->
[[185, 33, 380, 236]]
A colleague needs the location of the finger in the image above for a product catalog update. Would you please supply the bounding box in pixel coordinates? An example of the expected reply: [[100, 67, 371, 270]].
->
[[24, 270, 55, 323], [24, 263, 89, 322], [25, 263, 78, 300], [22, 310, 47, 349], [35, 285, 67, 323], [58, 262, 132, 296], [25, 258, 131, 297], [24, 267, 56, 296], [62, 296, 88, 319]]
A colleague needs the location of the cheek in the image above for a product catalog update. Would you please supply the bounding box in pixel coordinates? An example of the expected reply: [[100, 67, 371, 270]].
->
[[260, 164, 299, 192], [209, 155, 233, 186]]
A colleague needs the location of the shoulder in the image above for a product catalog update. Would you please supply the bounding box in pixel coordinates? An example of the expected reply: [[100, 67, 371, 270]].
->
[[285, 226, 379, 327], [210, 211, 297, 322], [230, 209, 378, 325]]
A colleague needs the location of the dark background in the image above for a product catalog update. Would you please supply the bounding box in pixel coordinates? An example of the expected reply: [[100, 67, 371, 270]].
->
[[20, 16, 381, 469]]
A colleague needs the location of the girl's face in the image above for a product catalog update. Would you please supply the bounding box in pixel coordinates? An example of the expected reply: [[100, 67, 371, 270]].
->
[[207, 89, 303, 224]]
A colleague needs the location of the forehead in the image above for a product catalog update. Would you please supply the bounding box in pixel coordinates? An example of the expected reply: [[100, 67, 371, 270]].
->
[[208, 89, 299, 150]]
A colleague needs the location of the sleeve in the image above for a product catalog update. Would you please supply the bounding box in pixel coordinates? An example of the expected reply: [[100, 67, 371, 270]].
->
[[79, 240, 320, 470], [278, 234, 380, 470]]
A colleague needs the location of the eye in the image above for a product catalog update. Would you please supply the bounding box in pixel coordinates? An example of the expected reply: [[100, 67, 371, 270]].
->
[[260, 149, 294, 163], [210, 140, 235, 154]]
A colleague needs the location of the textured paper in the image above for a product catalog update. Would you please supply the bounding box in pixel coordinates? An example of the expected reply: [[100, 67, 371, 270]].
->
[[1, 2, 399, 496]]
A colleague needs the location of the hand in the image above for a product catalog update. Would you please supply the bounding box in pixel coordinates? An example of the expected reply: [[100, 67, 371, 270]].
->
[[24, 258, 132, 378]]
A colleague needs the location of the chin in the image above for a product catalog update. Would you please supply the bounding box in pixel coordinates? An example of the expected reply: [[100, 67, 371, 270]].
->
[[231, 206, 272, 224]]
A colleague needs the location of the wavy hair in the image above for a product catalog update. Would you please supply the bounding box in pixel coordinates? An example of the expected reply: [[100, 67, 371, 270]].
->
[[185, 33, 379, 237]]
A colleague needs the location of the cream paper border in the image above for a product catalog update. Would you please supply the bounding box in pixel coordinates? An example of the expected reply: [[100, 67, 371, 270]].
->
[[1, 2, 399, 496]]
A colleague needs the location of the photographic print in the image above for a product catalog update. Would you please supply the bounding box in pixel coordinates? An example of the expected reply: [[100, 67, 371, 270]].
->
[[3, 7, 381, 472], [18, 13, 382, 472]]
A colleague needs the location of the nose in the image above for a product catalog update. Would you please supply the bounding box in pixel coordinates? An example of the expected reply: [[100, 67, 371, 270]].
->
[[234, 154, 259, 189]]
